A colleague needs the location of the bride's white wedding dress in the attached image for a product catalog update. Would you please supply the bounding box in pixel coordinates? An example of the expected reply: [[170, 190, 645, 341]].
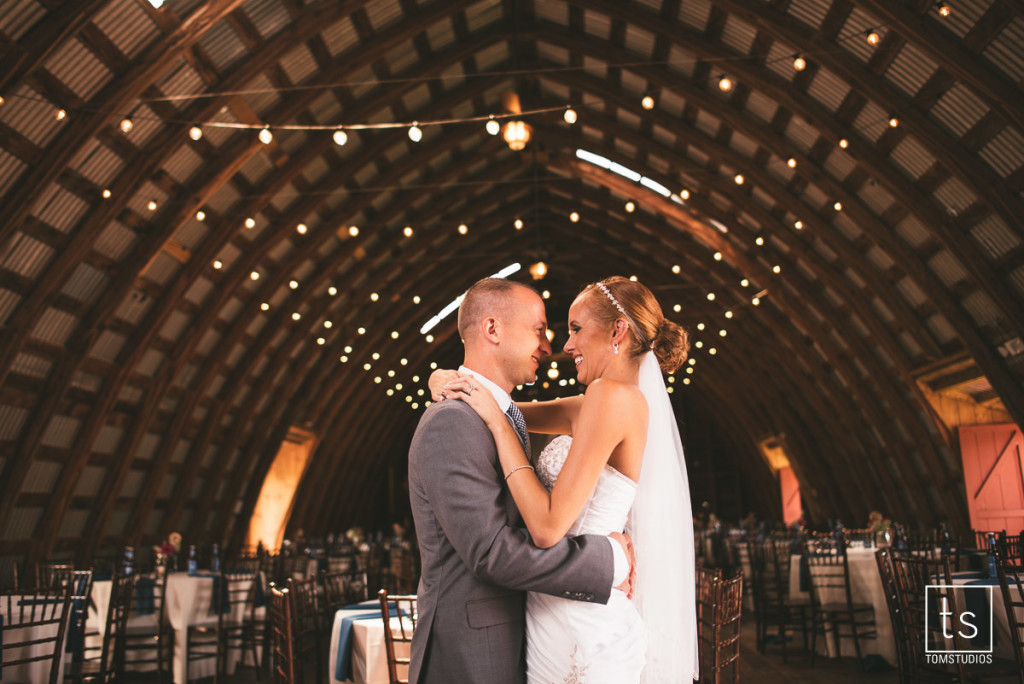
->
[[526, 435, 647, 683]]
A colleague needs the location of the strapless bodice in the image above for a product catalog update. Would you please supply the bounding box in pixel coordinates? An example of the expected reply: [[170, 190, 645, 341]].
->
[[535, 435, 637, 537]]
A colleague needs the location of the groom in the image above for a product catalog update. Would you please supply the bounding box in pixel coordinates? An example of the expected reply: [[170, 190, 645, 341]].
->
[[407, 277, 633, 684]]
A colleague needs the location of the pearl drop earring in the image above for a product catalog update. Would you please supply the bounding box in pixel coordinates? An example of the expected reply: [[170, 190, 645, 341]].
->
[[613, 342, 619, 355]]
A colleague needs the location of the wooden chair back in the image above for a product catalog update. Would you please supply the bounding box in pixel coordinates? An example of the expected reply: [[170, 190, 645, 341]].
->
[[890, 553, 967, 681], [287, 576, 322, 681], [378, 589, 417, 684], [994, 549, 1024, 676], [874, 549, 912, 680], [0, 583, 74, 684], [268, 584, 297, 683], [96, 570, 136, 683], [697, 570, 743, 684], [322, 569, 369, 611], [802, 536, 856, 611]]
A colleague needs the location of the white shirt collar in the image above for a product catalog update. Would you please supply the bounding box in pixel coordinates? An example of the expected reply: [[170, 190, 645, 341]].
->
[[458, 365, 512, 412]]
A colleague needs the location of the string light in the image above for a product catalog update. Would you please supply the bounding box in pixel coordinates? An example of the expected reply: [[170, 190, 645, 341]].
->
[[195, 210, 206, 221], [641, 95, 655, 110], [794, 220, 803, 229], [866, 30, 880, 46], [328, 286, 337, 296], [734, 174, 744, 185], [403, 226, 413, 237], [189, 125, 203, 140], [938, 3, 950, 17], [296, 223, 307, 234], [332, 128, 348, 146], [718, 77, 733, 92], [258, 126, 273, 144], [0, 95, 5, 106], [707, 293, 716, 301], [413, 296, 420, 304], [834, 201, 843, 211], [102, 188, 111, 199], [408, 123, 423, 142], [212, 259, 223, 269], [564, 107, 577, 124], [514, 218, 523, 230], [755, 236, 764, 246], [340, 356, 348, 363], [147, 200, 158, 211], [485, 117, 500, 135], [289, 280, 298, 289], [793, 55, 807, 71], [713, 251, 722, 261], [370, 292, 379, 302], [318, 338, 326, 346], [348, 225, 359, 237], [119, 116, 134, 133], [569, 211, 580, 223], [888, 115, 900, 128], [624, 200, 636, 213], [839, 138, 849, 149], [244, 217, 256, 229], [773, 265, 782, 274], [673, 304, 682, 312], [323, 321, 333, 328], [787, 158, 797, 169], [672, 264, 681, 274], [679, 189, 690, 200], [458, 223, 468, 235], [56, 108, 67, 121], [260, 302, 270, 311], [740, 279, 749, 287], [391, 331, 400, 339], [250, 271, 260, 280]]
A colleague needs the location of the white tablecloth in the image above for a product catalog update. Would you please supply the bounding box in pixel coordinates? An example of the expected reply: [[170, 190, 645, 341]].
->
[[91, 572, 262, 683], [789, 548, 896, 664], [328, 607, 411, 684], [1, 596, 68, 683]]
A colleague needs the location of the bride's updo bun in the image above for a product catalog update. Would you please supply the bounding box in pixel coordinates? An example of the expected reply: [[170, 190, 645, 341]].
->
[[581, 276, 690, 373]]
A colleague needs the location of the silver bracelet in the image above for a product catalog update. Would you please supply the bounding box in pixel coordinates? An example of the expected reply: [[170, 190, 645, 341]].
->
[[504, 464, 534, 481]]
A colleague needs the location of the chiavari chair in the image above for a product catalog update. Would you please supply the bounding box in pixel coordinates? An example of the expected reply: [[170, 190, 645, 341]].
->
[[378, 589, 417, 684]]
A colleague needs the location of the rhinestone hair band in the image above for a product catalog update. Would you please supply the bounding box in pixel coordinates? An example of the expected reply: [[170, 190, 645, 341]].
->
[[596, 281, 648, 345]]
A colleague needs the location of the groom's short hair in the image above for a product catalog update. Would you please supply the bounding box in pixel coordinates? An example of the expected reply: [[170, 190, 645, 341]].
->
[[458, 278, 537, 341]]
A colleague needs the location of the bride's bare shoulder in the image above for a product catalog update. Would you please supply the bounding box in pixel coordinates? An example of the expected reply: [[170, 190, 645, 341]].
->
[[583, 377, 646, 409]]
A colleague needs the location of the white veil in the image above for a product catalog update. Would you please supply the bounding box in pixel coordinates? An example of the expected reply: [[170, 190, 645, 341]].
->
[[628, 351, 699, 682]]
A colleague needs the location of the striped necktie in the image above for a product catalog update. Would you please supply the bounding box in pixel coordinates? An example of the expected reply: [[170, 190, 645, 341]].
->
[[505, 403, 529, 457]]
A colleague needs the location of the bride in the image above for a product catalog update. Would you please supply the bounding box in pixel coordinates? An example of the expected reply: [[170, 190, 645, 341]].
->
[[432, 276, 698, 683]]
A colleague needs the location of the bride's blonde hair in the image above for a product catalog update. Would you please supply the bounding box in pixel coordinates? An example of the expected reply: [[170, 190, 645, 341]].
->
[[580, 276, 689, 373]]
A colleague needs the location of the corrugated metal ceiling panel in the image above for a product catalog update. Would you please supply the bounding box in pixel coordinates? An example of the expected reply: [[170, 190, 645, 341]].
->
[[3, 84, 65, 147], [426, 14, 455, 52], [930, 83, 988, 138], [983, 17, 1024, 84], [465, 0, 502, 32], [2, 233, 53, 279], [719, 12, 756, 57], [245, 0, 292, 38], [0, 405, 30, 441], [0, 0, 46, 41], [93, 221, 138, 262], [940, 0, 994, 41], [39, 414, 79, 450], [889, 135, 937, 181], [679, 0, 712, 32], [42, 36, 112, 102], [321, 14, 358, 57], [971, 216, 1021, 259], [199, 17, 251, 73], [787, 0, 828, 29], [92, 0, 159, 59], [364, 0, 404, 32], [61, 261, 108, 305], [882, 41, 936, 101], [978, 126, 1024, 178], [30, 307, 77, 346], [806, 67, 851, 114], [961, 290, 1000, 329], [0, 150, 28, 197], [623, 23, 657, 59]]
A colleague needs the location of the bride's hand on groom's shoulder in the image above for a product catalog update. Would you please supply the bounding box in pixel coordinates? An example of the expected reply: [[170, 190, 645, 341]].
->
[[429, 369, 466, 401]]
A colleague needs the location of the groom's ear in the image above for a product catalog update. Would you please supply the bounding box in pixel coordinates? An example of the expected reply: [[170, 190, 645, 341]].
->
[[480, 315, 501, 344]]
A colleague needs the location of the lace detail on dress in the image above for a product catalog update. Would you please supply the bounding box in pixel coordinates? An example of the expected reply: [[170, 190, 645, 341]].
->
[[563, 644, 587, 683], [536, 435, 572, 490]]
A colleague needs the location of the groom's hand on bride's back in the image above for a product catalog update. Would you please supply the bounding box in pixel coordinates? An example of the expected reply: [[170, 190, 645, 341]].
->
[[608, 531, 636, 599]]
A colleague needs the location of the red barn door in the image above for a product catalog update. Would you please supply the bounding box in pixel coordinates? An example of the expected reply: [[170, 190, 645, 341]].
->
[[959, 424, 1024, 535]]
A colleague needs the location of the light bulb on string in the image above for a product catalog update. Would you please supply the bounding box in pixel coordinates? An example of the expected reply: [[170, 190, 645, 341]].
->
[[514, 218, 524, 230], [888, 115, 900, 128], [641, 95, 655, 110], [189, 125, 203, 141], [195, 210, 206, 221], [718, 76, 733, 92], [937, 3, 950, 17], [349, 225, 359, 237], [258, 126, 273, 144], [147, 199, 158, 211], [734, 174, 744, 185], [56, 108, 67, 121], [102, 188, 111, 199], [408, 123, 423, 142], [569, 211, 580, 223], [680, 189, 690, 200], [793, 55, 807, 71], [563, 107, 577, 124], [787, 158, 797, 169], [403, 226, 414, 237], [839, 138, 849, 149], [624, 200, 635, 213], [333, 128, 348, 146], [296, 223, 307, 235], [867, 30, 880, 46], [119, 116, 134, 133], [485, 117, 500, 135]]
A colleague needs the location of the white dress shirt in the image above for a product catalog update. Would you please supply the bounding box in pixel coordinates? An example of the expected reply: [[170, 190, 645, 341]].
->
[[458, 365, 629, 589]]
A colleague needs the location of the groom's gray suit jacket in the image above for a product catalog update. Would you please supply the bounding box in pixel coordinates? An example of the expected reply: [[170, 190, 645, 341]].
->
[[408, 399, 614, 684]]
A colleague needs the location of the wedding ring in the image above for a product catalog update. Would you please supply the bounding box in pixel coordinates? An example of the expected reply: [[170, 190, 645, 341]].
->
[[470, 383, 477, 392]]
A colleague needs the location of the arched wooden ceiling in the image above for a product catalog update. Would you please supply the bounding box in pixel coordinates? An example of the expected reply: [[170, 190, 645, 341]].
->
[[0, 0, 1022, 568]]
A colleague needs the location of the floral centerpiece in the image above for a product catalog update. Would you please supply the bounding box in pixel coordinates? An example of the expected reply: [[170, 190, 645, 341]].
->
[[153, 531, 182, 571], [868, 511, 891, 546]]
